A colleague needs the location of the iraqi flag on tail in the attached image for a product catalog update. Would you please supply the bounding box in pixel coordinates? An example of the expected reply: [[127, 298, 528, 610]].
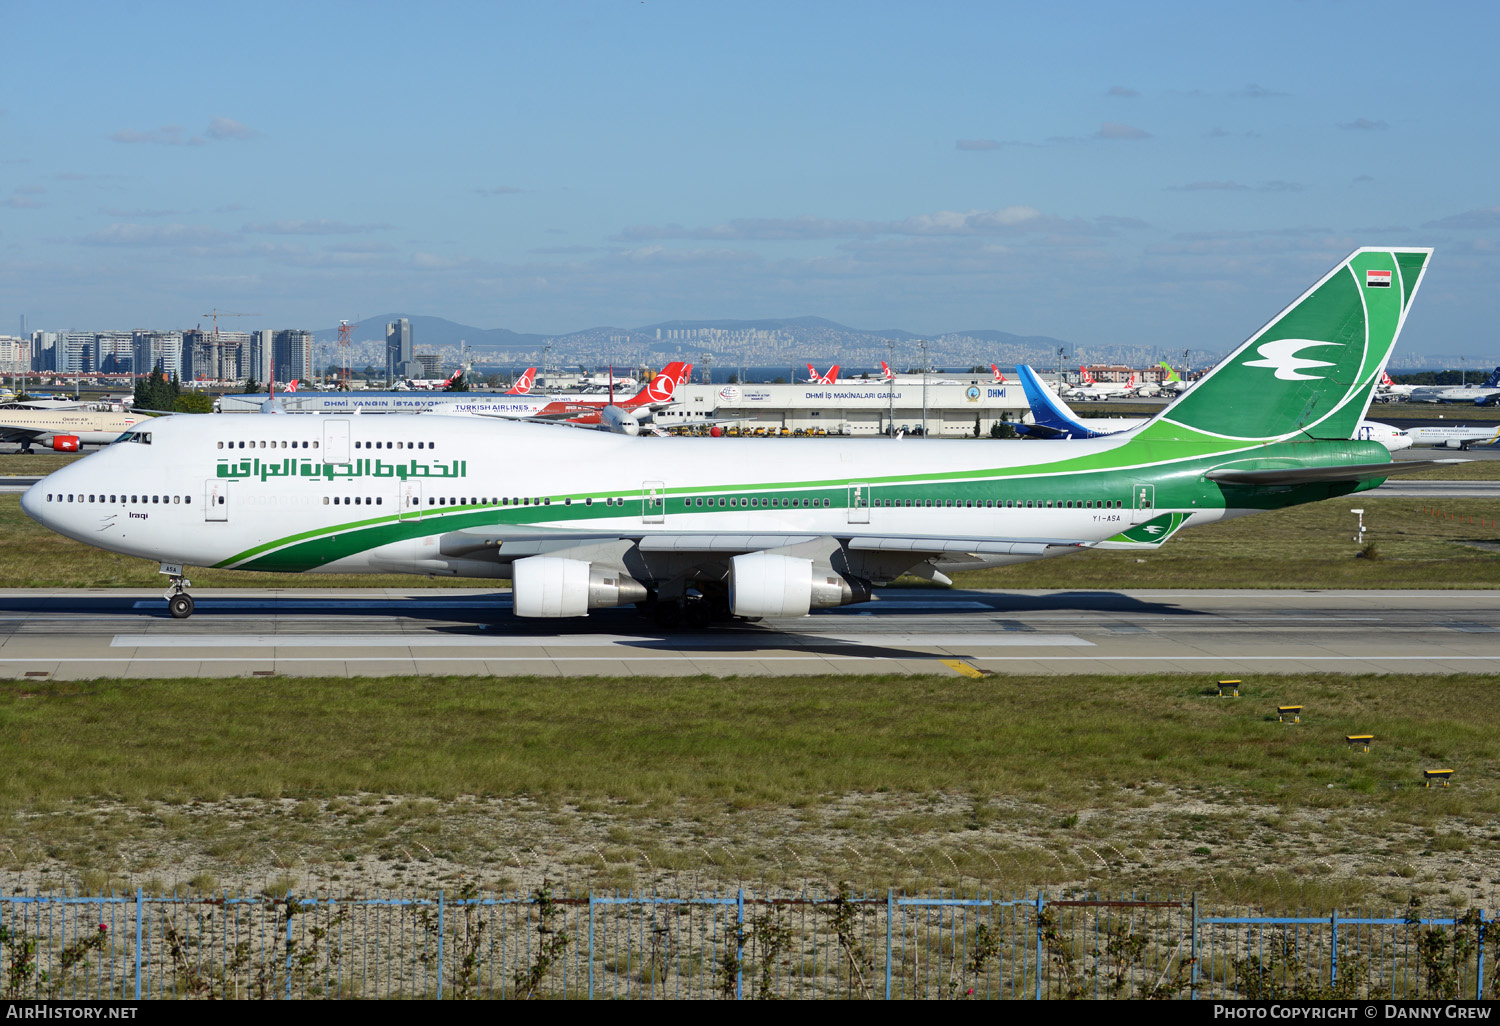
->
[[1366, 269, 1392, 288]]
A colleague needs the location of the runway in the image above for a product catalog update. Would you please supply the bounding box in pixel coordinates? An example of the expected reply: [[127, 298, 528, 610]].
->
[[0, 587, 1495, 678]]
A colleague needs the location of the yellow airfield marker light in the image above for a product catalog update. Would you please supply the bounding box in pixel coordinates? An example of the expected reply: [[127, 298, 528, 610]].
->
[[1217, 680, 1241, 698], [940, 659, 992, 679], [1278, 705, 1302, 724], [1346, 734, 1374, 753], [1424, 769, 1454, 788]]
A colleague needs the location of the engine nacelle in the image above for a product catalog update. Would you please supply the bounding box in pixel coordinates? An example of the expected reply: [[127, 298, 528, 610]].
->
[[51, 435, 80, 452], [511, 556, 648, 618], [1444, 438, 1464, 449], [729, 553, 871, 618]]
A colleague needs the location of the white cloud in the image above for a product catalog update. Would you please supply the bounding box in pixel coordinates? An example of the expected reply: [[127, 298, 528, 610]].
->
[[109, 125, 204, 146], [242, 219, 394, 235], [206, 117, 258, 141], [79, 223, 234, 247], [1095, 122, 1150, 140]]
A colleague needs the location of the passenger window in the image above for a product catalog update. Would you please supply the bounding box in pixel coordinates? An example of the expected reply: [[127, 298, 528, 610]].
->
[[324, 497, 329, 505], [217, 441, 223, 449], [173, 496, 180, 504]]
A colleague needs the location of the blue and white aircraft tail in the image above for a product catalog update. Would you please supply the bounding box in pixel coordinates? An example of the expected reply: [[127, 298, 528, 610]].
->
[[1014, 365, 1137, 439]]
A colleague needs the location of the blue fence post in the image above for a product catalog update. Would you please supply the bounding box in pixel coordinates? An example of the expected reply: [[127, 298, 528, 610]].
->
[[1035, 893, 1045, 1001], [1478, 910, 1487, 1000], [436, 891, 444, 1000], [1191, 892, 1199, 1000], [587, 893, 595, 1000], [1330, 909, 1338, 991], [885, 889, 893, 1000], [284, 894, 295, 1000], [735, 889, 744, 1000], [133, 888, 143, 1001]]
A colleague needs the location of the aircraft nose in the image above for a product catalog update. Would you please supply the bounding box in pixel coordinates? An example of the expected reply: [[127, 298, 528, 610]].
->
[[20, 481, 45, 524]]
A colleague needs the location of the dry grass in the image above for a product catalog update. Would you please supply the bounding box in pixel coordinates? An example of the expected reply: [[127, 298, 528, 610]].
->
[[1, 673, 1498, 908], [955, 497, 1500, 589]]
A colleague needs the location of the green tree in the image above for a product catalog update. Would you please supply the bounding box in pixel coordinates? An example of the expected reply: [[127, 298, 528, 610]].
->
[[173, 392, 215, 413], [242, 375, 259, 394], [134, 365, 172, 411]]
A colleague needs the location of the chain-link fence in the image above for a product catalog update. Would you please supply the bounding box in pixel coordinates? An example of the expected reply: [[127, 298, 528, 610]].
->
[[1, 888, 1493, 1000]]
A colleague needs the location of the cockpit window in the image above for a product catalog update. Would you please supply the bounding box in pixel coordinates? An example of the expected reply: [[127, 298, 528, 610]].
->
[[114, 430, 152, 445]]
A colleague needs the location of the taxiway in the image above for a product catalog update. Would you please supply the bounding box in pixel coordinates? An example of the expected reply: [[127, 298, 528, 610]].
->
[[0, 588, 1494, 678]]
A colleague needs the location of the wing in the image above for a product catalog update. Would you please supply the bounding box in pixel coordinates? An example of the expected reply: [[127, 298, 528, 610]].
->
[[0, 426, 45, 443]]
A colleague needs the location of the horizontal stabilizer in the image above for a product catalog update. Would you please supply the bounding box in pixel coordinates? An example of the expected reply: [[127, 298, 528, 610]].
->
[[1205, 459, 1467, 486]]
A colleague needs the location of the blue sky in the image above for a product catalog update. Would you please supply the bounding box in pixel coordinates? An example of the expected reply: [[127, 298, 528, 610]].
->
[[3, 0, 1498, 356]]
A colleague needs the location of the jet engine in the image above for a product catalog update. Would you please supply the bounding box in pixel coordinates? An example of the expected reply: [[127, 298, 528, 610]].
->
[[50, 436, 80, 452], [511, 556, 648, 618], [728, 552, 871, 618]]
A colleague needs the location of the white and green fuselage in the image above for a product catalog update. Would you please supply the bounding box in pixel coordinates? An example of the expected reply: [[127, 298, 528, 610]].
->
[[20, 248, 1446, 619]]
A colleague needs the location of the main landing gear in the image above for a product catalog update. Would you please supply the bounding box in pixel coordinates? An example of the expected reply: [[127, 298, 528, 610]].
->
[[162, 566, 194, 619]]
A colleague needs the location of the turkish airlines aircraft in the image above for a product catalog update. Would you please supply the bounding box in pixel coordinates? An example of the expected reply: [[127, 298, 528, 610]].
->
[[23, 249, 1461, 626], [805, 365, 841, 384], [504, 368, 537, 395]]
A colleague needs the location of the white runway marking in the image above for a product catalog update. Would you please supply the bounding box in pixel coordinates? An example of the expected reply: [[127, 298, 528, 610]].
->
[[109, 633, 1094, 649]]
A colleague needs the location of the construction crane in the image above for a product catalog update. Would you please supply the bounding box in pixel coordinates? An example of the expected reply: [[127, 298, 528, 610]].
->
[[201, 310, 259, 383]]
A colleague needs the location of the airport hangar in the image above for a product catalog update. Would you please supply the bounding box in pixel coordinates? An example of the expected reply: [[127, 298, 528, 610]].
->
[[217, 380, 1035, 436]]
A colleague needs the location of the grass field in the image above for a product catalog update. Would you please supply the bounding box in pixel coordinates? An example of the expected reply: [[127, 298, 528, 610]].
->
[[2, 673, 1497, 909], [1, 492, 1497, 590]]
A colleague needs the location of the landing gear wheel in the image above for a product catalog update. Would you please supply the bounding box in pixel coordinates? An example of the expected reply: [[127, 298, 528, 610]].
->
[[168, 593, 195, 619], [684, 598, 713, 630], [653, 600, 682, 629]]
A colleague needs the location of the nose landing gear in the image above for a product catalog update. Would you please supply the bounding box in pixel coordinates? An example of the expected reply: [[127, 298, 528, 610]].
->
[[161, 563, 194, 619]]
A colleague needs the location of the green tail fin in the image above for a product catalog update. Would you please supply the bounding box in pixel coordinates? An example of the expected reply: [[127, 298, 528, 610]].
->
[[1157, 361, 1182, 383], [1147, 248, 1430, 444]]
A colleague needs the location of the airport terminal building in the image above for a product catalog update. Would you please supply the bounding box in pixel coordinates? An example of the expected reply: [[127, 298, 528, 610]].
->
[[661, 382, 1031, 435], [217, 378, 1034, 436]]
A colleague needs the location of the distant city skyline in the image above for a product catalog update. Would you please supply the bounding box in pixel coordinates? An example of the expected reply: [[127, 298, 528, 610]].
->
[[3, 2, 1500, 356]]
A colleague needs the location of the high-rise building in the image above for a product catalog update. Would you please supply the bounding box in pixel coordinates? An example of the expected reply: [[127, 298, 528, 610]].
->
[[94, 332, 134, 374], [131, 331, 183, 379], [386, 318, 420, 379], [181, 330, 211, 381], [272, 330, 313, 384], [248, 329, 274, 384], [62, 334, 96, 374], [215, 331, 250, 381], [0, 336, 28, 376], [30, 332, 60, 373], [415, 353, 441, 379]]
